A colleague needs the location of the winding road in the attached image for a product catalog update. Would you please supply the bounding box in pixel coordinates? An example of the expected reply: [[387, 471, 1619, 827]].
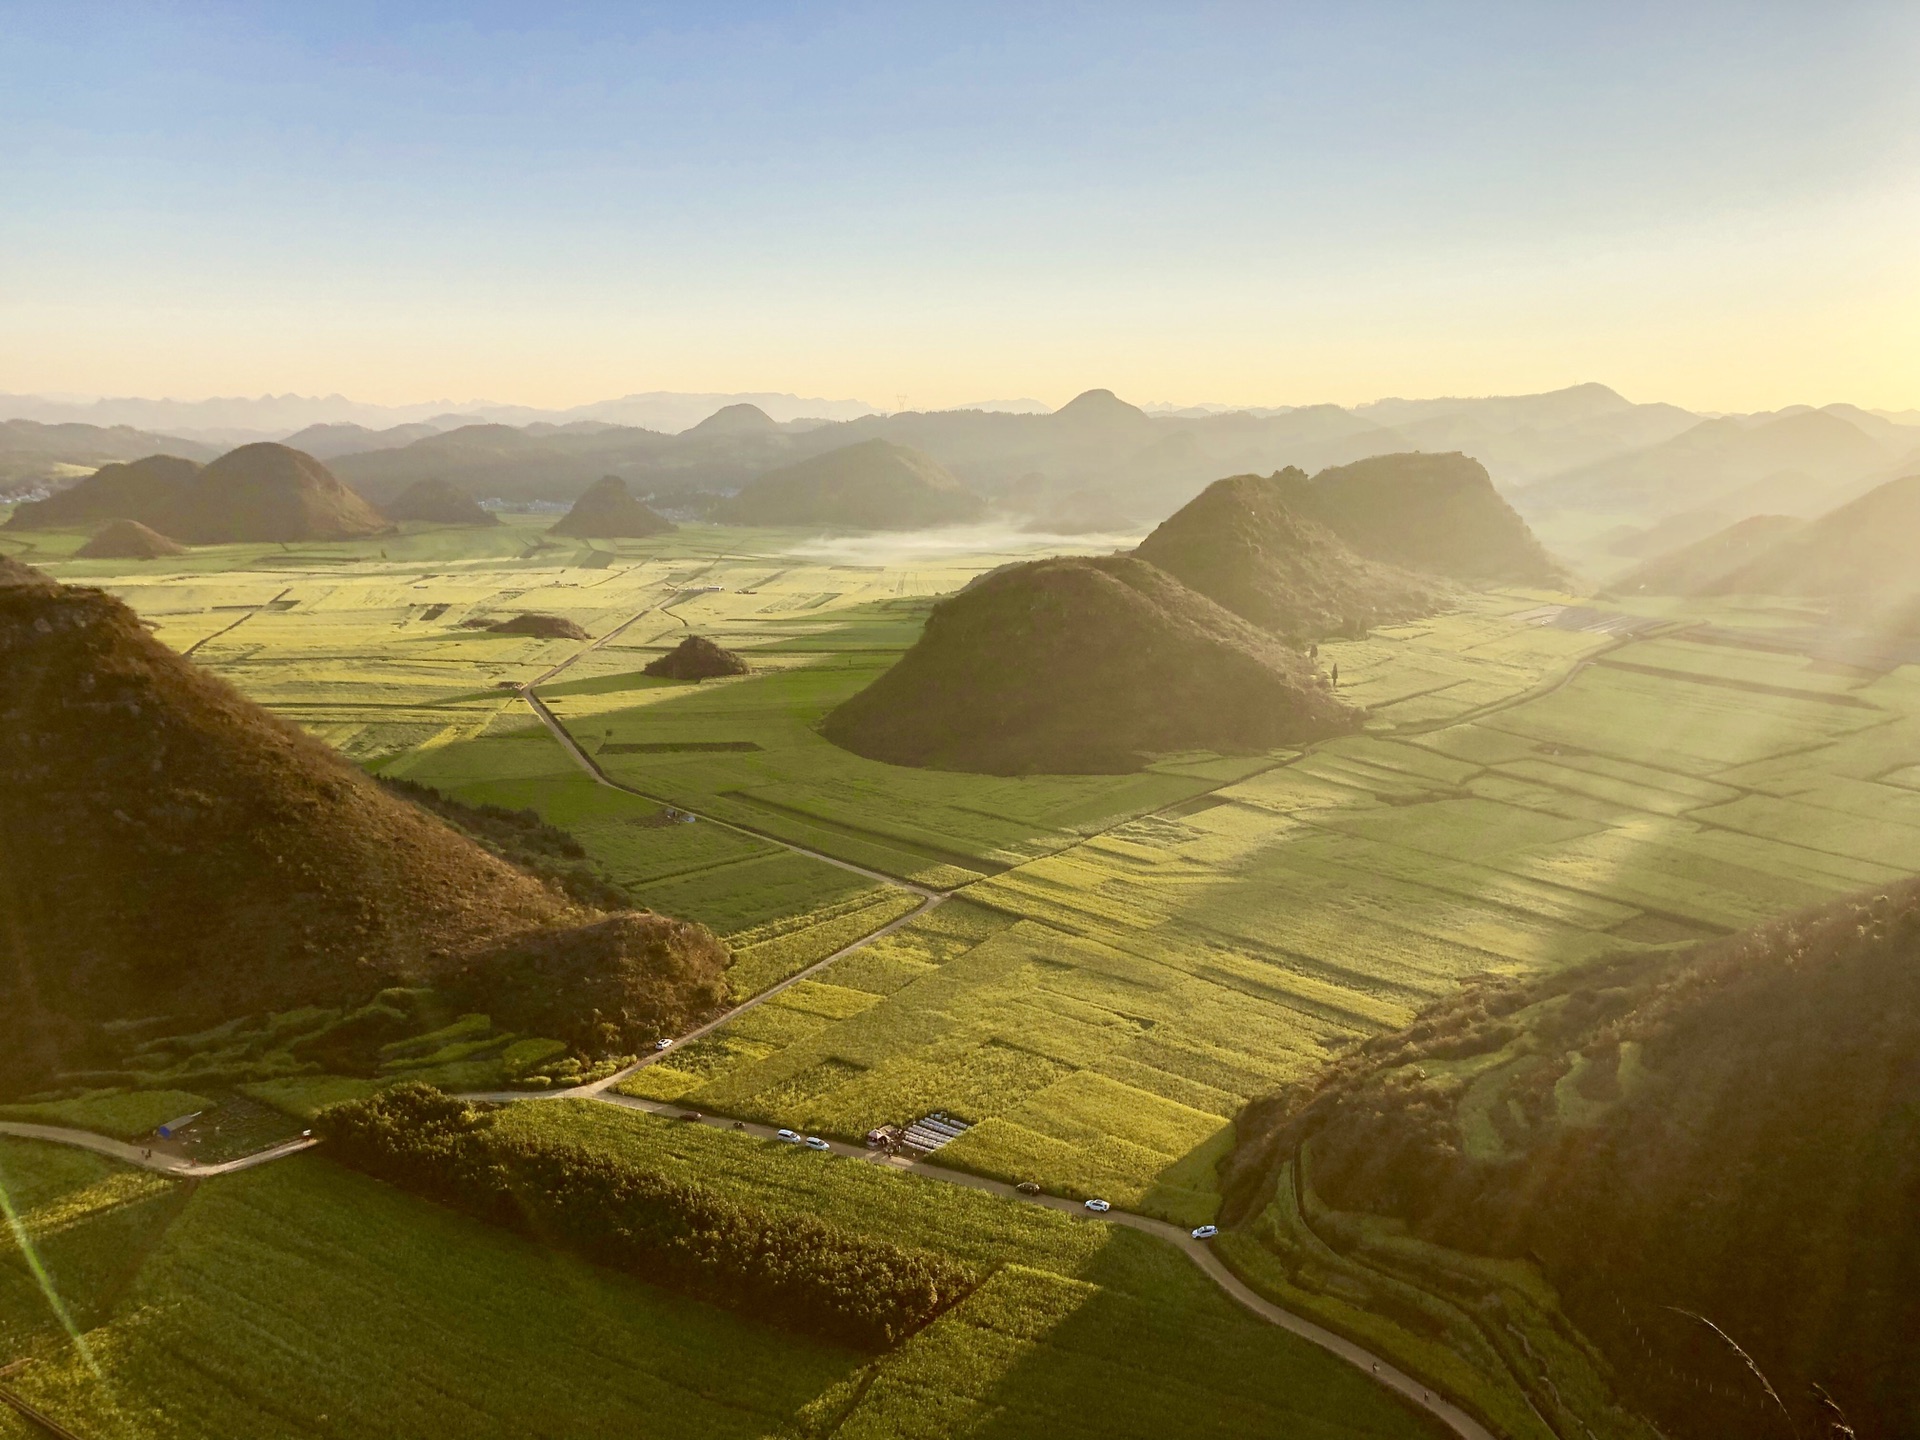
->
[[0, 599, 1542, 1440]]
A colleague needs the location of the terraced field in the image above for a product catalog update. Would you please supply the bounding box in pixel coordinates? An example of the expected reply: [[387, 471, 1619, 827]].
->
[[15, 518, 1920, 1433]]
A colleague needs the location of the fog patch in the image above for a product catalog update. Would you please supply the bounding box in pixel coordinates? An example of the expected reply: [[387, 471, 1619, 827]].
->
[[783, 521, 1144, 567]]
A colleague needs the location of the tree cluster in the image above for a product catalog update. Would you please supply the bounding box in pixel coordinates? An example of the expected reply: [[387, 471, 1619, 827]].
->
[[317, 1083, 977, 1349]]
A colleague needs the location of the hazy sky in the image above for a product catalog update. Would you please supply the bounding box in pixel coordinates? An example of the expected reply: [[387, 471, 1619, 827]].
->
[[5, 2, 1918, 412]]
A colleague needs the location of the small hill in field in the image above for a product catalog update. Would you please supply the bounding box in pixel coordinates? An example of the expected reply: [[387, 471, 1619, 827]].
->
[[1222, 880, 1920, 1440], [822, 555, 1355, 775], [1700, 472, 1920, 598], [1282, 452, 1561, 583], [549, 476, 676, 538], [488, 613, 591, 641], [1135, 470, 1442, 639], [644, 634, 750, 680], [723, 440, 986, 530], [0, 576, 726, 1094], [383, 477, 499, 526], [1611, 514, 1805, 594], [75, 518, 188, 559], [163, 443, 387, 543], [4, 454, 201, 531]]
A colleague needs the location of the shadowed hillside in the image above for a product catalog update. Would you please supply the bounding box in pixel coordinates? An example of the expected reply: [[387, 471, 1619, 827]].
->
[[75, 518, 187, 559], [1135, 470, 1442, 639], [723, 439, 986, 529], [163, 442, 387, 543], [0, 573, 726, 1094], [1222, 880, 1920, 1440], [383, 476, 500, 525], [4, 454, 201, 530], [550, 475, 676, 538], [823, 555, 1354, 774], [1279, 453, 1561, 583]]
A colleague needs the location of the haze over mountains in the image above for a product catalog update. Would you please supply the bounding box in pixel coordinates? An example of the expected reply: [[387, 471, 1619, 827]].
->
[[7, 385, 1915, 546]]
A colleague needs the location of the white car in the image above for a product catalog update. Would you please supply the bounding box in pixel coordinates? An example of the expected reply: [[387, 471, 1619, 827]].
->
[[804, 1136, 831, 1151], [654, 1038, 673, 1051], [1191, 1225, 1219, 1241], [777, 1128, 803, 1143], [1084, 1198, 1111, 1213]]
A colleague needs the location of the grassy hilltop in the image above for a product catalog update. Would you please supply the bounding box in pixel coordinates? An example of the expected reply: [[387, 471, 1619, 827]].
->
[[1223, 877, 1920, 1440]]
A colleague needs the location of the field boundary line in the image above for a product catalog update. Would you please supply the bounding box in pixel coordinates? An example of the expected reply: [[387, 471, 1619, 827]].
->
[[0, 1380, 88, 1440], [180, 587, 290, 658]]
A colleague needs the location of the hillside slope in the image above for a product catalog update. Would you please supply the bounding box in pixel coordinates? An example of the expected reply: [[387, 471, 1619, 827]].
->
[[724, 439, 986, 529], [383, 476, 500, 526], [1704, 472, 1920, 598], [1611, 514, 1805, 594], [1281, 453, 1560, 583], [163, 443, 387, 543], [4, 454, 201, 531], [1135, 470, 1441, 639], [75, 518, 188, 559], [1222, 880, 1920, 1440], [550, 476, 675, 538], [0, 573, 725, 1093], [823, 555, 1354, 774]]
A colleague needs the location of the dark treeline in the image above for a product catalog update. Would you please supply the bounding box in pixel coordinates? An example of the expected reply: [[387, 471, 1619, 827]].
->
[[317, 1084, 977, 1349]]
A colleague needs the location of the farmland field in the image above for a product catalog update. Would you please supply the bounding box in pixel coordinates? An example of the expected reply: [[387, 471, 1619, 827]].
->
[[0, 1131, 1445, 1439], [16, 518, 1920, 1433]]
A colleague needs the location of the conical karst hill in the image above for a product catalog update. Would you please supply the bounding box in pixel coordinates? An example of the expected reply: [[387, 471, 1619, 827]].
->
[[1223, 875, 1920, 1440], [76, 518, 188, 559], [644, 634, 750, 679], [550, 476, 676, 538], [822, 555, 1354, 775], [723, 440, 986, 529], [0, 574, 725, 1092], [1280, 452, 1561, 583], [4, 454, 201, 531], [163, 442, 387, 543], [384, 476, 500, 526], [1135, 471, 1442, 640]]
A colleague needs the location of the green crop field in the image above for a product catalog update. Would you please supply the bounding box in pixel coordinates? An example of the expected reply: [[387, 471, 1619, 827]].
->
[[0, 1128, 1444, 1439], [24, 521, 1920, 1435]]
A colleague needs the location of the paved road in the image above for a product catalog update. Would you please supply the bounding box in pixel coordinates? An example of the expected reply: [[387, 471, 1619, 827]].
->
[[0, 1123, 318, 1177]]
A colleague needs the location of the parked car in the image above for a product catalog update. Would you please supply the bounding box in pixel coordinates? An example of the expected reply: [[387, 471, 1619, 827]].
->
[[804, 1136, 831, 1151], [1015, 1181, 1042, 1196], [678, 1111, 702, 1122], [653, 1038, 673, 1051], [777, 1128, 802, 1143], [1191, 1225, 1219, 1241], [1084, 1198, 1111, 1213]]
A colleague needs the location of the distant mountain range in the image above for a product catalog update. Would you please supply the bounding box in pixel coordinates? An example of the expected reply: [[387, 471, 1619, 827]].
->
[[5, 385, 1916, 569]]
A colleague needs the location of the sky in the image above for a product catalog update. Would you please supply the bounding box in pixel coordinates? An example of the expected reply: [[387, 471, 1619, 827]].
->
[[3, 1, 1918, 413]]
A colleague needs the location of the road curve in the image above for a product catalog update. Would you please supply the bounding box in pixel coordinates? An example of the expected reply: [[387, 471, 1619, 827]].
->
[[0, 1122, 318, 1177]]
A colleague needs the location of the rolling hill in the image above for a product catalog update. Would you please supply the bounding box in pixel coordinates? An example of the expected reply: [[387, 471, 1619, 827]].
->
[[162, 443, 388, 543], [1134, 470, 1442, 639], [4, 454, 202, 530], [1222, 877, 1920, 1440], [723, 439, 987, 529], [383, 476, 500, 526], [822, 555, 1354, 774], [1277, 452, 1561, 583], [549, 475, 676, 538], [75, 518, 188, 559], [1700, 472, 1920, 598], [0, 570, 726, 1094], [1610, 514, 1805, 594]]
